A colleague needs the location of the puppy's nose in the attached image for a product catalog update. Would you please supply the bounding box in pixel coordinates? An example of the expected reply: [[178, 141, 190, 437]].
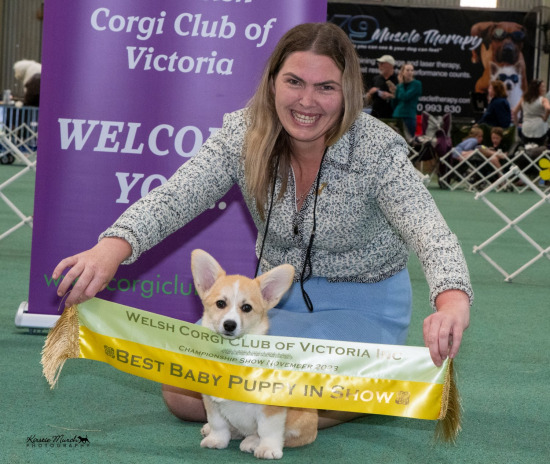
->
[[223, 320, 237, 333]]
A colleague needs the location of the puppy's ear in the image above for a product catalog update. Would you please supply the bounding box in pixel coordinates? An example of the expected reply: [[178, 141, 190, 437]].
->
[[490, 62, 499, 76], [256, 264, 295, 309], [191, 249, 226, 298]]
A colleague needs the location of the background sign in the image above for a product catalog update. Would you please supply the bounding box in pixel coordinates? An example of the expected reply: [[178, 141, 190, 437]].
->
[[28, 0, 327, 321], [328, 4, 535, 118]]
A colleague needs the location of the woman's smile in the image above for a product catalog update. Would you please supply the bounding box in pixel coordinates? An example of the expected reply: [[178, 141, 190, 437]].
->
[[273, 51, 344, 153], [291, 110, 321, 125]]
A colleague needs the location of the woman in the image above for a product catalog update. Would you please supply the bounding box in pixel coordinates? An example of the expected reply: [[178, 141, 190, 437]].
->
[[512, 79, 550, 146], [477, 80, 511, 128], [392, 63, 422, 139], [52, 23, 471, 428]]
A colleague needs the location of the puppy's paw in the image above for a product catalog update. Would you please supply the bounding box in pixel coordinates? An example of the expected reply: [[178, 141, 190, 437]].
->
[[200, 434, 230, 449], [240, 434, 260, 453], [254, 445, 283, 460], [202, 422, 243, 440], [201, 423, 211, 437]]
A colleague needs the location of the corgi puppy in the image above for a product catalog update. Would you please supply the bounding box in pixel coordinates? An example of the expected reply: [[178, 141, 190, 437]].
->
[[191, 249, 318, 459]]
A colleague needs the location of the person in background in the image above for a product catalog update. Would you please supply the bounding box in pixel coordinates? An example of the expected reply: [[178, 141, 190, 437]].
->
[[366, 55, 398, 119], [453, 126, 484, 160], [392, 63, 422, 140], [52, 23, 472, 429], [477, 126, 509, 171], [477, 80, 511, 128], [487, 126, 508, 153], [456, 126, 507, 176], [23, 73, 40, 107], [512, 79, 550, 146]]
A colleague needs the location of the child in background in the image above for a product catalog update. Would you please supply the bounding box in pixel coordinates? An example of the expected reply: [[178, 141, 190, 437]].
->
[[455, 127, 508, 184], [477, 126, 509, 170], [453, 126, 484, 160], [488, 127, 508, 153]]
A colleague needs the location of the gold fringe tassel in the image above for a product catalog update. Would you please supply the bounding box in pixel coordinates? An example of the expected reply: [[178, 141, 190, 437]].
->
[[435, 359, 462, 443], [40, 305, 81, 389]]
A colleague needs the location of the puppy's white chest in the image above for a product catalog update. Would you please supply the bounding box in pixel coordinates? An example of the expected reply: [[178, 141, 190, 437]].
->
[[207, 396, 262, 435]]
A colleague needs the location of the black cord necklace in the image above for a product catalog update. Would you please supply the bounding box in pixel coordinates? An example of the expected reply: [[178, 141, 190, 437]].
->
[[299, 147, 327, 312], [255, 147, 328, 313]]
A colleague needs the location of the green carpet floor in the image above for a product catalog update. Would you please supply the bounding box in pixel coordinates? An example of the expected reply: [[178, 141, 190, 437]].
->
[[1, 164, 549, 464]]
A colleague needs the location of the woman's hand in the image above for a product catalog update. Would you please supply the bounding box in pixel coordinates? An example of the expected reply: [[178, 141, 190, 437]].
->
[[423, 289, 470, 366], [52, 237, 132, 307]]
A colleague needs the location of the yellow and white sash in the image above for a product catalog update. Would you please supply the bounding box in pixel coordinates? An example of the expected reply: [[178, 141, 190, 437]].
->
[[41, 298, 461, 441]]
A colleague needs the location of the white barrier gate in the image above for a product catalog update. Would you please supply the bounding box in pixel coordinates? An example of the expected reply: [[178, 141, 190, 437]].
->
[[473, 165, 550, 281], [0, 105, 38, 241]]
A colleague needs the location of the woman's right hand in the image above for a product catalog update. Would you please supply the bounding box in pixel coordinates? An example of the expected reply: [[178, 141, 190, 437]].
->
[[52, 237, 132, 307]]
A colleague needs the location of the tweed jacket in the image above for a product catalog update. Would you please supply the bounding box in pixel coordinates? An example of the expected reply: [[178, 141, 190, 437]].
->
[[101, 109, 473, 308]]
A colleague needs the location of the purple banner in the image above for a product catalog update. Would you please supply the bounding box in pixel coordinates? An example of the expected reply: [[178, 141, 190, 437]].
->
[[29, 0, 327, 320]]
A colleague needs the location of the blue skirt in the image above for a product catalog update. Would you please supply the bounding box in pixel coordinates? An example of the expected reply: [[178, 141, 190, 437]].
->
[[268, 268, 412, 345]]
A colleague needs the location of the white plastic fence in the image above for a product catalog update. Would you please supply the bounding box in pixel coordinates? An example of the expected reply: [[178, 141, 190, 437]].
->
[[473, 165, 550, 281], [0, 105, 38, 241], [425, 145, 549, 194]]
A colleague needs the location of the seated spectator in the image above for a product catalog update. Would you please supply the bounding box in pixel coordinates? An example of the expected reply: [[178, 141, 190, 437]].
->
[[454, 127, 505, 183], [512, 79, 550, 146], [477, 126, 509, 171], [489, 127, 508, 152], [477, 80, 512, 128], [453, 127, 484, 160]]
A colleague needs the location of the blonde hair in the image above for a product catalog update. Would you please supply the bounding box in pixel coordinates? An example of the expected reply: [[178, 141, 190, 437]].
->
[[244, 23, 364, 219], [468, 127, 484, 138]]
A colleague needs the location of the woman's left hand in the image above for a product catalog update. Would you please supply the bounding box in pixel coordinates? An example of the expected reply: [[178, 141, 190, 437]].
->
[[423, 289, 470, 366]]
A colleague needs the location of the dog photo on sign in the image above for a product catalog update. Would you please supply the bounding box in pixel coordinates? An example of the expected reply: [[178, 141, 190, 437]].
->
[[470, 21, 527, 97], [490, 61, 523, 110]]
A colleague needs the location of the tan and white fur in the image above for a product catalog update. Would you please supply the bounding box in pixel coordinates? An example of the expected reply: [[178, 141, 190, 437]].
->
[[191, 249, 318, 459]]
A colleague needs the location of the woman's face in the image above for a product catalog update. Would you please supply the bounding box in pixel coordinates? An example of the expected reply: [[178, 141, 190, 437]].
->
[[488, 84, 495, 98], [272, 51, 344, 153], [402, 64, 414, 83]]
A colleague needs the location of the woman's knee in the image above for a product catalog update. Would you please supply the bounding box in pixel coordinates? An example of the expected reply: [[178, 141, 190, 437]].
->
[[161, 384, 206, 422]]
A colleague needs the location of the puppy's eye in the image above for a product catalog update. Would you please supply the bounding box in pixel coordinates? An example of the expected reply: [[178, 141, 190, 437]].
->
[[216, 300, 226, 309], [241, 304, 252, 313]]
